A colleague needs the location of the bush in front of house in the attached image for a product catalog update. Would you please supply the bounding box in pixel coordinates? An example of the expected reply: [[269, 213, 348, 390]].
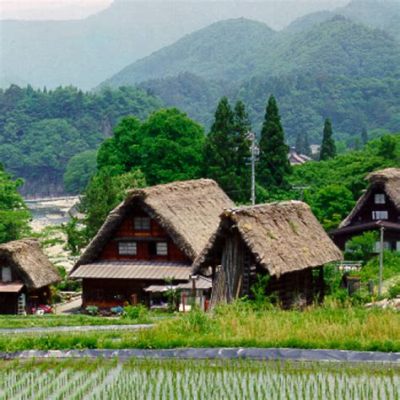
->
[[122, 305, 149, 322]]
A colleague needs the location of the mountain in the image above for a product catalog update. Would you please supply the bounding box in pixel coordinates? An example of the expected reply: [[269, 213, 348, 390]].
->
[[0, 0, 346, 90], [287, 0, 400, 39], [107, 17, 400, 143], [101, 18, 276, 86]]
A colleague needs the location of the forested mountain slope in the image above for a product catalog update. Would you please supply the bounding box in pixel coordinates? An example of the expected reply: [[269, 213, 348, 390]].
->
[[109, 17, 400, 142], [287, 0, 400, 39], [101, 19, 276, 86], [0, 85, 161, 196], [0, 0, 344, 89]]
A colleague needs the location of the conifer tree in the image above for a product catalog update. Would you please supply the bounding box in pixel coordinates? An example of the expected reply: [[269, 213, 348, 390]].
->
[[233, 100, 251, 203], [319, 118, 336, 161], [203, 97, 236, 196], [257, 95, 291, 189]]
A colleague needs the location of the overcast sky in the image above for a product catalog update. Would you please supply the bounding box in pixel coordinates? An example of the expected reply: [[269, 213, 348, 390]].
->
[[0, 0, 112, 20], [0, 0, 349, 20]]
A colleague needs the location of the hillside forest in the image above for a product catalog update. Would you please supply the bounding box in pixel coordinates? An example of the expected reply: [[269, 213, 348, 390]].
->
[[1, 0, 400, 247]]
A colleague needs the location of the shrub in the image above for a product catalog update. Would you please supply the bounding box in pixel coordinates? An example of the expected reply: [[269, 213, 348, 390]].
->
[[85, 306, 99, 316], [123, 305, 149, 322], [388, 282, 400, 299]]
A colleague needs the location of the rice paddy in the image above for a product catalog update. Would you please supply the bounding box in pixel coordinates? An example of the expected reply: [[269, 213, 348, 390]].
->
[[0, 359, 399, 400]]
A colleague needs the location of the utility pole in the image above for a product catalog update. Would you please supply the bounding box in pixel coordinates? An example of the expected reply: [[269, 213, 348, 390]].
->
[[378, 225, 384, 297], [248, 131, 257, 206]]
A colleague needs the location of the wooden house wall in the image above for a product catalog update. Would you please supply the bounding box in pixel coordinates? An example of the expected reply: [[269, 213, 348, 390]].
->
[[99, 208, 189, 263], [350, 185, 399, 225], [210, 230, 323, 308], [82, 278, 187, 308]]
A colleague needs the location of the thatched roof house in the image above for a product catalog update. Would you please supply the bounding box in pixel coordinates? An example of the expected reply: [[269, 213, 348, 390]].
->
[[0, 239, 61, 314], [193, 201, 342, 307], [0, 239, 60, 289], [70, 179, 234, 308], [331, 168, 400, 250]]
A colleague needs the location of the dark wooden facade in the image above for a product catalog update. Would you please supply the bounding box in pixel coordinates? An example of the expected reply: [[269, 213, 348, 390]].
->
[[210, 231, 324, 308], [331, 184, 400, 251], [99, 209, 189, 263], [81, 206, 191, 308], [0, 260, 52, 314]]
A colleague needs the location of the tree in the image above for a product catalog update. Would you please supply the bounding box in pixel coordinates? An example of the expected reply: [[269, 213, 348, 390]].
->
[[306, 184, 354, 230], [257, 95, 291, 190], [139, 108, 205, 185], [96, 109, 205, 186], [378, 134, 397, 160], [203, 97, 237, 197], [0, 165, 30, 243], [232, 100, 251, 203], [63, 150, 98, 194], [82, 168, 146, 239], [319, 118, 336, 161]]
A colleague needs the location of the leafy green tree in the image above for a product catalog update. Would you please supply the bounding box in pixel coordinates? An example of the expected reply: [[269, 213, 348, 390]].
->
[[97, 116, 142, 175], [257, 95, 291, 190], [319, 118, 336, 161], [305, 184, 354, 230], [139, 108, 205, 185], [344, 231, 378, 264], [0, 165, 30, 243], [63, 150, 98, 194], [378, 134, 397, 160], [97, 109, 204, 185], [81, 169, 146, 239]]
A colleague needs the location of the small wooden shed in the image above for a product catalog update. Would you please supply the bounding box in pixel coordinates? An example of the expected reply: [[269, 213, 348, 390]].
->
[[0, 239, 61, 314], [192, 201, 343, 308]]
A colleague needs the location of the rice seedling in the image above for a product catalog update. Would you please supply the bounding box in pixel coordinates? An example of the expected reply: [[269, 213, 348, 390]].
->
[[0, 359, 398, 400]]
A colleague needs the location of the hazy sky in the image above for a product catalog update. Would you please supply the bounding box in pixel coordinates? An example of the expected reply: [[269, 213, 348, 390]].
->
[[0, 0, 113, 20], [0, 0, 349, 20]]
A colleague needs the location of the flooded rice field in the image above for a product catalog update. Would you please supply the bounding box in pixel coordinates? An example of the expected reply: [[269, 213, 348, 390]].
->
[[0, 359, 399, 400]]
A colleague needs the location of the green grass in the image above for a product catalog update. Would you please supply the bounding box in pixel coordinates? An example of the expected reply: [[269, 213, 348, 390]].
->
[[0, 314, 158, 329], [0, 304, 399, 352], [0, 359, 399, 399]]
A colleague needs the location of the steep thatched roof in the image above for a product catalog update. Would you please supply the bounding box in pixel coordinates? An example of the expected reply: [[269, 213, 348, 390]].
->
[[340, 168, 400, 228], [72, 179, 234, 271], [0, 239, 61, 289], [193, 201, 343, 277]]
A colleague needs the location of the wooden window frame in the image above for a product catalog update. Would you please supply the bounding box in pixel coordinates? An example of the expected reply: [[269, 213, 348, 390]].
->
[[374, 193, 386, 204], [134, 217, 151, 231], [372, 210, 388, 220], [118, 241, 137, 256], [156, 242, 168, 256]]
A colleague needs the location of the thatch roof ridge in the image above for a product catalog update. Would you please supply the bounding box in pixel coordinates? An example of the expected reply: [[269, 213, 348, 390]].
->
[[72, 179, 234, 272], [0, 239, 61, 289], [193, 201, 342, 277], [340, 168, 400, 228]]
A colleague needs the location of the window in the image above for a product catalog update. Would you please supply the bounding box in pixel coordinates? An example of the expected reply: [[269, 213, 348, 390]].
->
[[134, 217, 151, 231], [374, 193, 386, 204], [397, 241, 400, 252], [1, 267, 11, 282], [372, 211, 388, 220], [374, 241, 390, 252], [156, 242, 168, 256], [118, 242, 137, 255]]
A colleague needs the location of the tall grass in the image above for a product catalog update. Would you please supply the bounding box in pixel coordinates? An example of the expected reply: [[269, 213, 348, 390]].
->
[[0, 303, 398, 352]]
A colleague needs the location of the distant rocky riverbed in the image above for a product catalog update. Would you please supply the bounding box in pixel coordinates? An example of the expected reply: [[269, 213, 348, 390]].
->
[[26, 196, 80, 232], [26, 196, 81, 272]]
